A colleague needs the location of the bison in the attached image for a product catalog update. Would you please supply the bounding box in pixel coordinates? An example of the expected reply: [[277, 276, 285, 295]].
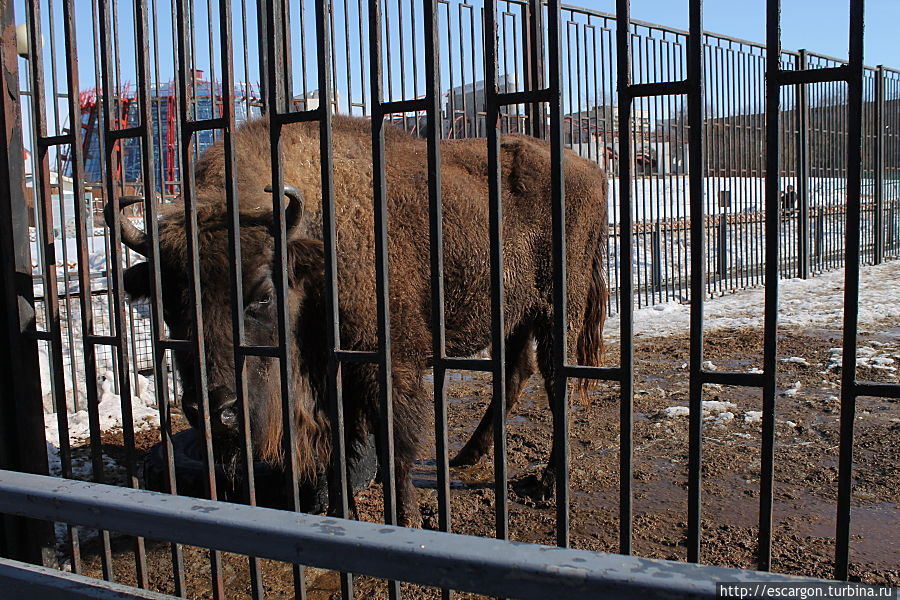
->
[[113, 116, 608, 527]]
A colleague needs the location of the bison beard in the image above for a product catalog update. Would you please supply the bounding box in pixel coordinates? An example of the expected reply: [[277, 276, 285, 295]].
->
[[113, 115, 609, 528]]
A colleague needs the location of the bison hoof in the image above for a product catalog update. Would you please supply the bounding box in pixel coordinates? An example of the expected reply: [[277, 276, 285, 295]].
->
[[449, 446, 486, 468], [511, 471, 555, 504]]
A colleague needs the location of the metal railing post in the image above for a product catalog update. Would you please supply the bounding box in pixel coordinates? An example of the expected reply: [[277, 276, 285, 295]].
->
[[797, 49, 810, 278], [651, 223, 662, 292], [0, 0, 55, 566], [526, 0, 546, 138], [874, 65, 885, 264]]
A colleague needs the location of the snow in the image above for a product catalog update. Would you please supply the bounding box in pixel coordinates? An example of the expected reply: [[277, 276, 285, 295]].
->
[[781, 381, 802, 396], [744, 411, 763, 424], [824, 344, 898, 373], [606, 260, 900, 339], [44, 371, 160, 478], [659, 400, 737, 419], [782, 356, 810, 367]]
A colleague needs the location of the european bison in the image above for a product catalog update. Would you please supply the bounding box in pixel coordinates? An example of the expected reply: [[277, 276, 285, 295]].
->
[[113, 116, 608, 527]]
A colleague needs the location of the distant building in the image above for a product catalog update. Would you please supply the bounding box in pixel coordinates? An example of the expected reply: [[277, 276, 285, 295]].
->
[[68, 73, 341, 199], [444, 74, 527, 138]]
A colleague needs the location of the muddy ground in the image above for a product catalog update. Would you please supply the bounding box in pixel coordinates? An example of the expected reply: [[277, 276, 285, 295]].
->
[[72, 323, 899, 598]]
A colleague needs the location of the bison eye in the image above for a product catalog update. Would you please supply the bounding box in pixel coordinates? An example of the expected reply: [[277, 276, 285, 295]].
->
[[245, 294, 273, 319]]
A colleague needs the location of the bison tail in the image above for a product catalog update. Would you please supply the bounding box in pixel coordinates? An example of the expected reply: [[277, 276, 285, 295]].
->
[[575, 245, 608, 405]]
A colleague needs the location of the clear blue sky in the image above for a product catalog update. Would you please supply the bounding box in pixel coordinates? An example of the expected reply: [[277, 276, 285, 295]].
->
[[579, 0, 899, 67]]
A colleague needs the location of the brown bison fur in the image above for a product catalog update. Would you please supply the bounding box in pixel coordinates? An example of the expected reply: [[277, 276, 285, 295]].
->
[[120, 115, 608, 527]]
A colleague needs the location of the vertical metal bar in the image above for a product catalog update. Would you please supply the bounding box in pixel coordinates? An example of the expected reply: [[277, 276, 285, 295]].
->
[[797, 50, 810, 279], [218, 0, 263, 595], [369, 1, 402, 598], [25, 0, 74, 505], [835, 0, 866, 582], [484, 0, 509, 544], [132, 0, 186, 593], [172, 0, 224, 593], [686, 0, 705, 564], [0, 0, 55, 566], [424, 3, 451, 599], [546, 0, 570, 549], [314, 0, 351, 597], [525, 0, 544, 138], [759, 0, 782, 573], [262, 1, 308, 596], [873, 66, 885, 265], [96, 0, 150, 585], [614, 0, 634, 557]]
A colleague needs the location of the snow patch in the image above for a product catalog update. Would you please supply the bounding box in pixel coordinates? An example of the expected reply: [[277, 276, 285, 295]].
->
[[608, 261, 900, 339], [782, 356, 810, 367]]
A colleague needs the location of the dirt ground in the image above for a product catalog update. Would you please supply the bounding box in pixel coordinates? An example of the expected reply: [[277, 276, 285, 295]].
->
[[71, 322, 899, 598]]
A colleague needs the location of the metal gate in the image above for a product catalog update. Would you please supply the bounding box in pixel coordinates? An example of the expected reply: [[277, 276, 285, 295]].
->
[[1, 0, 898, 598]]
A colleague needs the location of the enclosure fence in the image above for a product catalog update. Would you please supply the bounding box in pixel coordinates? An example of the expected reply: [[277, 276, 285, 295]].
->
[[1, 0, 899, 598]]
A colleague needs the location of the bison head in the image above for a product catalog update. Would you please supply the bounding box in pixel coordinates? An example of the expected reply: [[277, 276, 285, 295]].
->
[[108, 189, 329, 478]]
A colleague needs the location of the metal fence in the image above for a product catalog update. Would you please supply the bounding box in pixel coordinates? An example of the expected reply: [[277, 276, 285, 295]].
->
[[1, 0, 899, 598]]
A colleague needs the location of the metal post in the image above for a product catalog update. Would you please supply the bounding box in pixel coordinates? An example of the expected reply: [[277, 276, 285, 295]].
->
[[526, 0, 546, 138], [835, 0, 866, 581], [651, 224, 662, 292], [0, 0, 55, 565], [686, 0, 706, 564], [797, 50, 810, 278], [760, 0, 783, 572], [873, 66, 885, 264]]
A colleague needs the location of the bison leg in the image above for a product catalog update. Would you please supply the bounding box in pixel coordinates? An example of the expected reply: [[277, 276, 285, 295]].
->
[[371, 366, 426, 529], [450, 324, 535, 467], [523, 322, 566, 500]]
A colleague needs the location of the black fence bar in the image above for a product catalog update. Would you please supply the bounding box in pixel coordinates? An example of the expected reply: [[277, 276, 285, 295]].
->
[[760, 0, 782, 572], [873, 65, 884, 264], [835, 0, 866, 582], [614, 0, 635, 557], [0, 0, 55, 568], [796, 49, 810, 279], [133, 0, 186, 591], [97, 0, 151, 585], [484, 0, 510, 545], [172, 0, 224, 592], [686, 0, 706, 564]]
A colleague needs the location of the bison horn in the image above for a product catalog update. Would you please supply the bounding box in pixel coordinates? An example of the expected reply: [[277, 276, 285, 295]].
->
[[104, 196, 150, 256], [264, 184, 304, 233]]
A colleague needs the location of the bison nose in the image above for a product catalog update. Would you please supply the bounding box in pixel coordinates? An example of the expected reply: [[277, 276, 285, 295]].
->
[[209, 387, 239, 434]]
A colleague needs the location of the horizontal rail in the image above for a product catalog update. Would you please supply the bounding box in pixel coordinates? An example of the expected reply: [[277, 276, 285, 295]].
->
[[333, 349, 380, 363], [272, 109, 321, 125], [700, 370, 766, 387], [182, 117, 227, 132], [106, 126, 144, 141], [36, 133, 75, 147], [158, 338, 192, 352], [378, 98, 428, 114], [0, 558, 171, 600], [85, 334, 120, 347], [495, 88, 552, 105], [774, 66, 849, 86], [440, 357, 494, 372], [854, 381, 900, 399], [563, 364, 623, 381], [627, 80, 691, 97], [237, 344, 281, 358], [0, 472, 835, 600]]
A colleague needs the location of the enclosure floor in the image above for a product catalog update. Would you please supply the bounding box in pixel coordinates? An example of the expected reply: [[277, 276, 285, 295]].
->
[[73, 324, 899, 598]]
